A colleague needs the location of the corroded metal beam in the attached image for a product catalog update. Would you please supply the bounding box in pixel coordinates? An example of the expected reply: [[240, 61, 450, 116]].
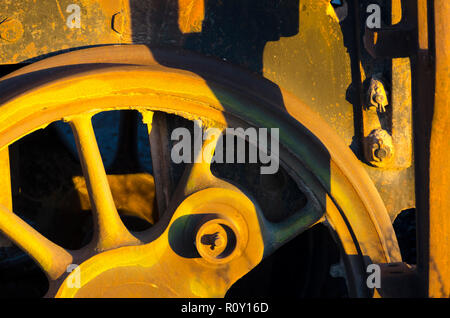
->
[[428, 0, 450, 298]]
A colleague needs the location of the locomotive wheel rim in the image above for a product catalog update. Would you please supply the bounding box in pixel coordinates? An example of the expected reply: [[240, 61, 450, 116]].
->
[[0, 45, 401, 297], [55, 188, 262, 298]]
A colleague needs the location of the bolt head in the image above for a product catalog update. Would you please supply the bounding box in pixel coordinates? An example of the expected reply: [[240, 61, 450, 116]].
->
[[374, 147, 387, 159], [367, 77, 388, 112], [364, 129, 394, 167]]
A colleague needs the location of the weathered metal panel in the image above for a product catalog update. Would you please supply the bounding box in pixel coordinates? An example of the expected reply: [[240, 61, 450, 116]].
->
[[0, 0, 415, 219], [429, 0, 450, 298]]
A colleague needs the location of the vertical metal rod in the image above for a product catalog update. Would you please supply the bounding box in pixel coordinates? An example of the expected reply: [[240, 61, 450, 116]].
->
[[427, 0, 450, 298], [148, 112, 174, 218], [413, 0, 433, 297]]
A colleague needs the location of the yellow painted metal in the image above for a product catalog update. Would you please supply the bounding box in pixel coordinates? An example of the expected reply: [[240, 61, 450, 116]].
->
[[0, 50, 400, 260], [196, 219, 238, 263], [0, 204, 73, 280], [0, 0, 418, 221], [0, 47, 401, 297], [0, 0, 205, 63], [177, 0, 204, 34], [69, 114, 141, 252], [262, 0, 414, 219], [55, 188, 263, 298], [263, 0, 354, 147], [0, 0, 130, 63], [390, 0, 413, 170], [429, 0, 450, 298], [141, 110, 173, 216], [391, 57, 413, 169], [72, 173, 156, 224], [177, 126, 230, 197]]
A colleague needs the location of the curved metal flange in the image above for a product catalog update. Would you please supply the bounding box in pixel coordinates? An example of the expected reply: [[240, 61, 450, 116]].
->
[[0, 45, 401, 297]]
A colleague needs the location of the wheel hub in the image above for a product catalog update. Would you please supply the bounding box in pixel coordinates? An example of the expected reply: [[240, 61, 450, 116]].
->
[[54, 188, 263, 298]]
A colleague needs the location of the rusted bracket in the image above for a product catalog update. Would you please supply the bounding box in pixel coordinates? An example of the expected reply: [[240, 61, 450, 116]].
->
[[357, 1, 415, 170], [364, 0, 417, 58]]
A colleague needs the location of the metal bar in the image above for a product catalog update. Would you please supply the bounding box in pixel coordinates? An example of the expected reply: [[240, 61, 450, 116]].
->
[[413, 0, 434, 297], [148, 112, 174, 218], [428, 0, 450, 298], [390, 0, 413, 169], [70, 115, 139, 252], [0, 204, 73, 280]]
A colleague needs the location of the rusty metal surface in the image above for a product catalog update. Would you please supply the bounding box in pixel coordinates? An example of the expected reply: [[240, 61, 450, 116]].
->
[[0, 0, 124, 61], [0, 0, 448, 299], [391, 58, 413, 169], [346, 0, 415, 219], [362, 1, 413, 172], [412, 0, 433, 297], [0, 45, 402, 296], [428, 0, 450, 298], [0, 0, 416, 220], [407, 0, 450, 298]]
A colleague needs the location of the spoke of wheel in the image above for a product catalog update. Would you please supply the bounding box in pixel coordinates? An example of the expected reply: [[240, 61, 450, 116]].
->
[[177, 122, 224, 196], [69, 115, 140, 252], [0, 204, 73, 280], [143, 111, 174, 217]]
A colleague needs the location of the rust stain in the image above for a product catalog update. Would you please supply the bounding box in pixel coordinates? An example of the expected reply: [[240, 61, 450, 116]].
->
[[54, 0, 65, 22]]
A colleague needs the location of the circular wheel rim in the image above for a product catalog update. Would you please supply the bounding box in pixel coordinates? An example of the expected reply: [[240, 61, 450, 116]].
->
[[0, 45, 401, 298]]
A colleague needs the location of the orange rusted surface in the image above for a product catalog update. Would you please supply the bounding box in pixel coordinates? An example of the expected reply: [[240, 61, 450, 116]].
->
[[0, 46, 402, 296], [0, 0, 417, 219], [177, 0, 204, 34], [429, 0, 450, 298], [3, 1, 438, 298]]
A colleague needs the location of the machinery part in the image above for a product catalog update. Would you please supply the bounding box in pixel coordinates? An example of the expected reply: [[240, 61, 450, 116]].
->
[[366, 77, 388, 113], [195, 217, 241, 264], [0, 46, 400, 297], [364, 129, 394, 168], [365, 0, 450, 296], [0, 0, 417, 220], [346, 0, 414, 217], [427, 0, 450, 298], [0, 18, 23, 43], [413, 0, 450, 297], [72, 173, 156, 226], [56, 188, 263, 298], [144, 111, 175, 218]]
